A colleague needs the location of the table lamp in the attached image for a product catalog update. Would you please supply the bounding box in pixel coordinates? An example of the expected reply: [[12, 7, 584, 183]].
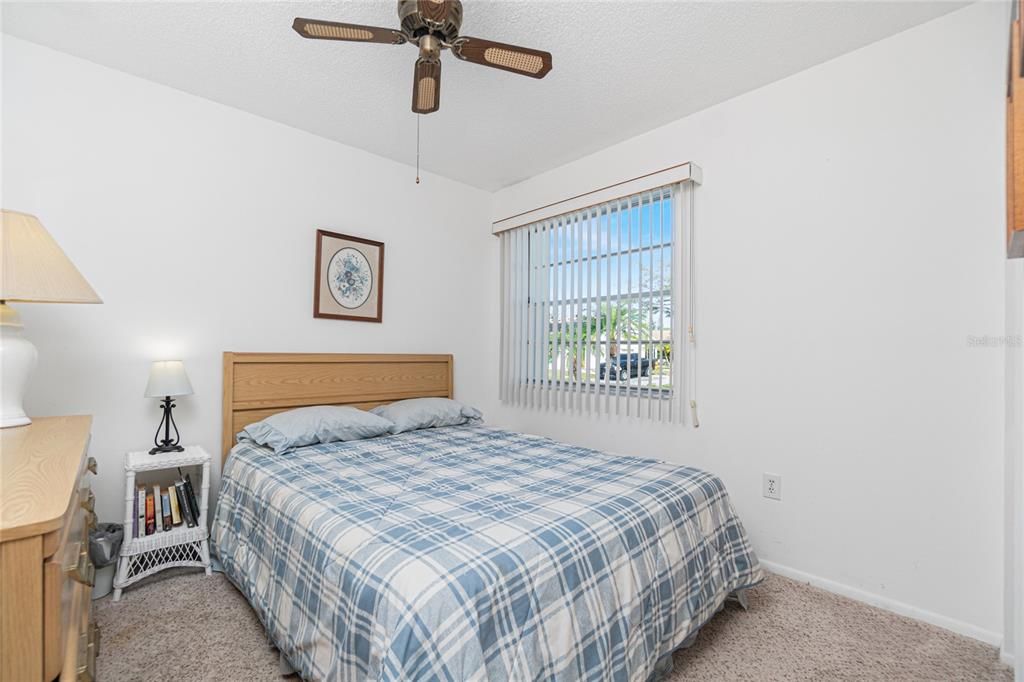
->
[[0, 210, 102, 428], [145, 360, 193, 454]]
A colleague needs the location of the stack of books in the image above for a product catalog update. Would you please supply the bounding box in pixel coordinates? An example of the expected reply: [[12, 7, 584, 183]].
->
[[132, 474, 201, 538]]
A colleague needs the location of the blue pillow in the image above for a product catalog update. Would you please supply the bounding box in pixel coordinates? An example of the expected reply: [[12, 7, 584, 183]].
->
[[238, 405, 395, 454], [371, 398, 482, 434]]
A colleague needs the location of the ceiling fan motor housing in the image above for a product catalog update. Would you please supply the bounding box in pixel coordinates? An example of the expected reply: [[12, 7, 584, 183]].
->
[[398, 0, 463, 44]]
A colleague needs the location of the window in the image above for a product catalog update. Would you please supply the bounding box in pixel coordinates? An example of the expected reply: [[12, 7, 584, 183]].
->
[[498, 181, 696, 423]]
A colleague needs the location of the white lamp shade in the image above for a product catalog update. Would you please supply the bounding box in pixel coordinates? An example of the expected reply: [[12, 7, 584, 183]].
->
[[145, 360, 193, 398], [0, 210, 102, 303]]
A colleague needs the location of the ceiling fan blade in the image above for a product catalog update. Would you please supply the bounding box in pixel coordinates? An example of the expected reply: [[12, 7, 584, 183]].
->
[[292, 17, 406, 45], [451, 37, 552, 78], [412, 59, 441, 114]]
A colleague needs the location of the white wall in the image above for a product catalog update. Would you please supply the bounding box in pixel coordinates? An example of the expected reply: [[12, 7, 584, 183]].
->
[[491, 2, 1008, 642], [1, 36, 498, 523], [1007, 259, 1024, 666]]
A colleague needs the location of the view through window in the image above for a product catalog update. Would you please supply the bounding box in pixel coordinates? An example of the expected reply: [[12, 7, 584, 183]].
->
[[521, 186, 675, 397]]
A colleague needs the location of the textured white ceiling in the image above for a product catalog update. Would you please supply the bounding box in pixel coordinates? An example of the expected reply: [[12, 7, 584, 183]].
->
[[2, 0, 967, 190]]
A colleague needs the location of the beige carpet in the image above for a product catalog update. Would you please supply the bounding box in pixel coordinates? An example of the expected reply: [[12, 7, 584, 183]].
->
[[95, 571, 1010, 681]]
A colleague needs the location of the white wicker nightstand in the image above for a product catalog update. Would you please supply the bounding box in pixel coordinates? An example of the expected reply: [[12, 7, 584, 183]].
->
[[112, 445, 212, 601]]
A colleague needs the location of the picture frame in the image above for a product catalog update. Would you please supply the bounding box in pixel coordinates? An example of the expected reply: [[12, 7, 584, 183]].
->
[[313, 229, 385, 323]]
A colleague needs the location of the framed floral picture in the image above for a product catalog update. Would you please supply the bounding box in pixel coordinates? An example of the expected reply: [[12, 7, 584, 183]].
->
[[314, 229, 384, 322]]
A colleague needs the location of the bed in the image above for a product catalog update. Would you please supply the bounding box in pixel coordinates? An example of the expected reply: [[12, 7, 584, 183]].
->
[[212, 353, 762, 681]]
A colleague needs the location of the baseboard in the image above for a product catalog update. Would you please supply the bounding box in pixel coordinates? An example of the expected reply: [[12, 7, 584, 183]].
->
[[759, 560, 1003, 648], [1000, 648, 1014, 667]]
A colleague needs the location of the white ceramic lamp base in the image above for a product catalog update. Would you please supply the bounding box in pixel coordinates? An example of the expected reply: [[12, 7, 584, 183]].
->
[[0, 304, 37, 428]]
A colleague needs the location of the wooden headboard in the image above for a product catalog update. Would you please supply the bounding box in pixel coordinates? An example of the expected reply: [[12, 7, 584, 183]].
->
[[221, 352, 453, 464]]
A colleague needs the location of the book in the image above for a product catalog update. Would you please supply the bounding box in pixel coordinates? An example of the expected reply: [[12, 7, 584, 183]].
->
[[160, 490, 172, 530], [168, 482, 182, 526], [175, 480, 196, 528], [132, 487, 138, 539], [183, 474, 201, 524], [137, 486, 147, 537], [144, 489, 156, 536], [153, 485, 163, 532]]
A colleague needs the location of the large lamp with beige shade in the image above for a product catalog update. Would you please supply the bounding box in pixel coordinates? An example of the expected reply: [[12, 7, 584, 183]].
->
[[0, 210, 102, 428]]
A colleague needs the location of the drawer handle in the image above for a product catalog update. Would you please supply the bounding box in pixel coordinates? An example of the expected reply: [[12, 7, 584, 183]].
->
[[77, 627, 91, 682], [76, 621, 99, 682], [80, 490, 95, 513], [75, 651, 93, 679], [78, 667, 93, 682], [66, 546, 95, 587], [86, 456, 98, 475]]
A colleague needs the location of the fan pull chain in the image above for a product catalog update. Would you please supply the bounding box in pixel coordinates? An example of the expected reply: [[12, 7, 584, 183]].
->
[[415, 115, 421, 185]]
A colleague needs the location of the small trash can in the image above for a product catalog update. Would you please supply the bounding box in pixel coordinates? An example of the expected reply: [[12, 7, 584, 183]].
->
[[88, 523, 123, 600]]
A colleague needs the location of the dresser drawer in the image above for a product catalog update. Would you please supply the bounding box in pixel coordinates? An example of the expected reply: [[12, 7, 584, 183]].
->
[[43, 473, 95, 680], [42, 458, 95, 559], [58, 578, 95, 682]]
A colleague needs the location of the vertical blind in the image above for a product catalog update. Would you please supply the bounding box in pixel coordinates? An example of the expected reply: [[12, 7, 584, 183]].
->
[[499, 181, 697, 424]]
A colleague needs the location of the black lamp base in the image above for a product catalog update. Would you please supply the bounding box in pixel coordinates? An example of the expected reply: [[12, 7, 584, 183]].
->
[[149, 396, 184, 455], [149, 443, 185, 455]]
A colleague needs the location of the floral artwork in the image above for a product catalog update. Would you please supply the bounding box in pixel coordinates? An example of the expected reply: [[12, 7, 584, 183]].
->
[[314, 230, 384, 322], [328, 248, 372, 309]]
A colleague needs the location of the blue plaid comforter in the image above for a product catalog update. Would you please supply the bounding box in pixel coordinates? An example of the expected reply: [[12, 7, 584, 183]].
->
[[212, 425, 762, 681]]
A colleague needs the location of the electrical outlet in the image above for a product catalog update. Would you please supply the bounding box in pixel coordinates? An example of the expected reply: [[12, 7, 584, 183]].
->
[[763, 473, 782, 501]]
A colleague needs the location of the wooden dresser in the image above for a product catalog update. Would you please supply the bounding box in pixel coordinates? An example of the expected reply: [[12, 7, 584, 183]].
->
[[0, 416, 98, 681]]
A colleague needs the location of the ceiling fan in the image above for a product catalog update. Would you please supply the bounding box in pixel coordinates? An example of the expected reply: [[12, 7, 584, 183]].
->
[[292, 0, 553, 115]]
